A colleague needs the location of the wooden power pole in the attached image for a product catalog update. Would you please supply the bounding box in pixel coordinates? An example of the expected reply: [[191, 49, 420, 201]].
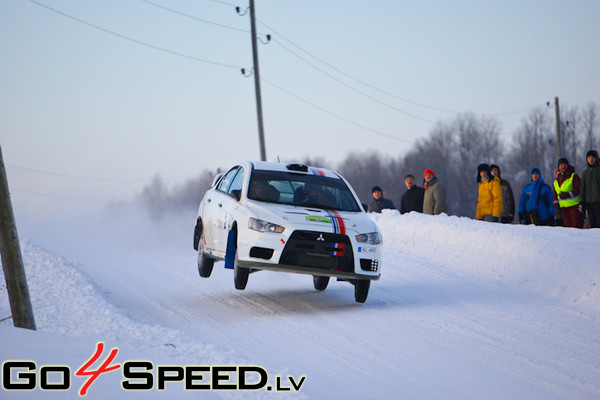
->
[[555, 96, 562, 159], [0, 144, 36, 330], [249, 0, 267, 161]]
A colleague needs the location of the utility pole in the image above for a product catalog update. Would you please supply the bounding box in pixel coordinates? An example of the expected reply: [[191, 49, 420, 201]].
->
[[555, 96, 562, 159], [249, 0, 267, 161], [0, 144, 36, 330]]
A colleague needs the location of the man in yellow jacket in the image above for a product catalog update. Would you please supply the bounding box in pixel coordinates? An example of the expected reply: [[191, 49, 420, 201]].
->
[[476, 163, 503, 222]]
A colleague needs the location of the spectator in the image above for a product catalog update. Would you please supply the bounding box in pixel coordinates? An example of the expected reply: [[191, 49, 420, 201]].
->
[[580, 150, 600, 228], [400, 174, 425, 214], [553, 158, 583, 228], [490, 164, 515, 223], [423, 169, 447, 215], [518, 168, 555, 226], [553, 167, 564, 226], [369, 186, 396, 213], [476, 163, 503, 222]]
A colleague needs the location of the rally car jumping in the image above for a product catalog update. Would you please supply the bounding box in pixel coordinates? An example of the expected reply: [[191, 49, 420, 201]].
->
[[193, 161, 382, 303]]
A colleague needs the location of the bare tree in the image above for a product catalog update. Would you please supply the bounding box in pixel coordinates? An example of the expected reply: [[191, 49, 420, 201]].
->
[[507, 108, 556, 187], [581, 101, 599, 155], [337, 151, 403, 206], [452, 114, 503, 217], [137, 170, 218, 220], [561, 106, 582, 171]]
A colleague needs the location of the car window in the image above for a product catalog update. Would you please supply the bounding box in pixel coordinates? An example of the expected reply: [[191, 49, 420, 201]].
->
[[247, 170, 361, 212], [227, 167, 245, 195], [217, 167, 240, 193]]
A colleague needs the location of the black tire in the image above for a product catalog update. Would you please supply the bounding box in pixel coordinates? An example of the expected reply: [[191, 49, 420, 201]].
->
[[234, 263, 249, 290], [230, 226, 249, 290], [354, 279, 370, 303], [313, 276, 330, 291], [197, 228, 214, 278], [193, 220, 201, 251]]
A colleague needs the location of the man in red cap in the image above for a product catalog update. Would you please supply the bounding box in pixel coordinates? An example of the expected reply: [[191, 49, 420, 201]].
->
[[423, 169, 447, 215]]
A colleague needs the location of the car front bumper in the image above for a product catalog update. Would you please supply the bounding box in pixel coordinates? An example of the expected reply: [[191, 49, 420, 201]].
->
[[237, 227, 381, 280]]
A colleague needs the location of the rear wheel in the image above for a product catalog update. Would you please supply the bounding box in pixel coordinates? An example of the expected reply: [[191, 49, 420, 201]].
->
[[354, 279, 370, 303], [313, 276, 330, 291], [197, 227, 214, 278]]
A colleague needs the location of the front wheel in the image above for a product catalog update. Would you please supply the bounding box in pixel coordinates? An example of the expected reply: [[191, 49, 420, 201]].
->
[[229, 227, 249, 290], [313, 276, 330, 291], [354, 279, 370, 303], [234, 264, 249, 290]]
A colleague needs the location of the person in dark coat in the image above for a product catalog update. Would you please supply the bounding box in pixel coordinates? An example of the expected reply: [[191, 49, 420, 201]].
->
[[490, 164, 515, 223], [368, 186, 396, 213], [580, 150, 600, 228], [400, 174, 425, 214], [518, 168, 555, 226]]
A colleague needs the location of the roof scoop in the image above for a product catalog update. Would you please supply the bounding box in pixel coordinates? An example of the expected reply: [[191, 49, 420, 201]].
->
[[286, 163, 309, 172]]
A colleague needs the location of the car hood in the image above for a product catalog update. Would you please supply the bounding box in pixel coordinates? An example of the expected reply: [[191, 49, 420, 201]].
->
[[244, 200, 379, 235]]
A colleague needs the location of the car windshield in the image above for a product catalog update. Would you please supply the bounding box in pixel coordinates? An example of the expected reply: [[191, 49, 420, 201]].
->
[[247, 170, 362, 212]]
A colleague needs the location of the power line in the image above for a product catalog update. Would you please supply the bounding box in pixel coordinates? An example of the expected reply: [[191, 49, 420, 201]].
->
[[26, 0, 414, 146], [10, 187, 107, 204], [139, 0, 248, 34], [27, 0, 241, 70], [6, 164, 194, 183], [135, 0, 431, 134], [209, 0, 239, 7], [261, 77, 414, 144], [257, 19, 542, 117], [133, 0, 524, 131], [271, 39, 443, 126]]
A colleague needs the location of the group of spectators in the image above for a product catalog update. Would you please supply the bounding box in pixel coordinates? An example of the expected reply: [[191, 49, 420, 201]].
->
[[368, 168, 447, 216], [368, 149, 600, 229]]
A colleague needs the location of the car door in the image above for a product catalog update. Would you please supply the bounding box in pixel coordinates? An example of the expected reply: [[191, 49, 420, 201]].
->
[[203, 166, 240, 255], [214, 166, 246, 253], [213, 166, 246, 253]]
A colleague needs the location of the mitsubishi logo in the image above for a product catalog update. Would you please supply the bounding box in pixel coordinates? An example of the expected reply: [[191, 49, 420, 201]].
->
[[316, 233, 325, 241]]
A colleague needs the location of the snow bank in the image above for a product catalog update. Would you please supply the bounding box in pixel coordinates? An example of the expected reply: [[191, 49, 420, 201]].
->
[[371, 210, 600, 311]]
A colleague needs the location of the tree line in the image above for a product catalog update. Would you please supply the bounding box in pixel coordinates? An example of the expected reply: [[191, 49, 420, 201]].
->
[[138, 102, 599, 219]]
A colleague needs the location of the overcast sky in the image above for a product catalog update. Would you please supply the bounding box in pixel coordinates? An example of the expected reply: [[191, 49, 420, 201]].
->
[[2, 0, 600, 211]]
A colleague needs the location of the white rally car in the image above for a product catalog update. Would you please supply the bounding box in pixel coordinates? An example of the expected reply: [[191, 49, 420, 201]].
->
[[193, 161, 382, 303]]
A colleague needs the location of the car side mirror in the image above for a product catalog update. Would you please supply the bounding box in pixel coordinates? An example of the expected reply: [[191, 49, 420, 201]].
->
[[230, 189, 242, 201]]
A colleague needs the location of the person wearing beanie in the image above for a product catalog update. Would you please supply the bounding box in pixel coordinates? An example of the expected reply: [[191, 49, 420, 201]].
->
[[423, 169, 447, 215], [553, 157, 584, 228], [400, 174, 425, 214], [580, 150, 600, 228], [476, 163, 503, 222], [518, 168, 555, 226], [490, 164, 515, 223], [368, 185, 396, 213]]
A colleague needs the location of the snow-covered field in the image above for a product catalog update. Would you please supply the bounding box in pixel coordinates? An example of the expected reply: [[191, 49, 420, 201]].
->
[[2, 208, 600, 399]]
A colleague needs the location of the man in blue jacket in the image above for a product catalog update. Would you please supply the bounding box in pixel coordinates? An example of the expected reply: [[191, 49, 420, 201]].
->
[[518, 168, 555, 225]]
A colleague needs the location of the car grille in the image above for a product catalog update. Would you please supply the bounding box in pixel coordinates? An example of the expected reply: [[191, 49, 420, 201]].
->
[[279, 230, 354, 272]]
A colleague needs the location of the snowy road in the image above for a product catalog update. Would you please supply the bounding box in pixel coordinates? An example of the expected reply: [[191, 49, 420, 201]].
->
[[2, 210, 600, 399]]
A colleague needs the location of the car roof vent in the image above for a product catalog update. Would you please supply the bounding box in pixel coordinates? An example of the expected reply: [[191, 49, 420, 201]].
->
[[286, 163, 309, 172]]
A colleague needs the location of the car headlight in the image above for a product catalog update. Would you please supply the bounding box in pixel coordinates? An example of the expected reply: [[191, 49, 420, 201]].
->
[[248, 218, 285, 233], [355, 232, 381, 244]]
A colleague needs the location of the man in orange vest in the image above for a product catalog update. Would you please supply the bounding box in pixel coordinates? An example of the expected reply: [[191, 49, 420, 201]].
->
[[553, 158, 584, 228]]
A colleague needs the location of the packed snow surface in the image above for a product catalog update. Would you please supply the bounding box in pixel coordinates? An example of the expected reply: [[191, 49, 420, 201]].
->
[[2, 209, 600, 399]]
